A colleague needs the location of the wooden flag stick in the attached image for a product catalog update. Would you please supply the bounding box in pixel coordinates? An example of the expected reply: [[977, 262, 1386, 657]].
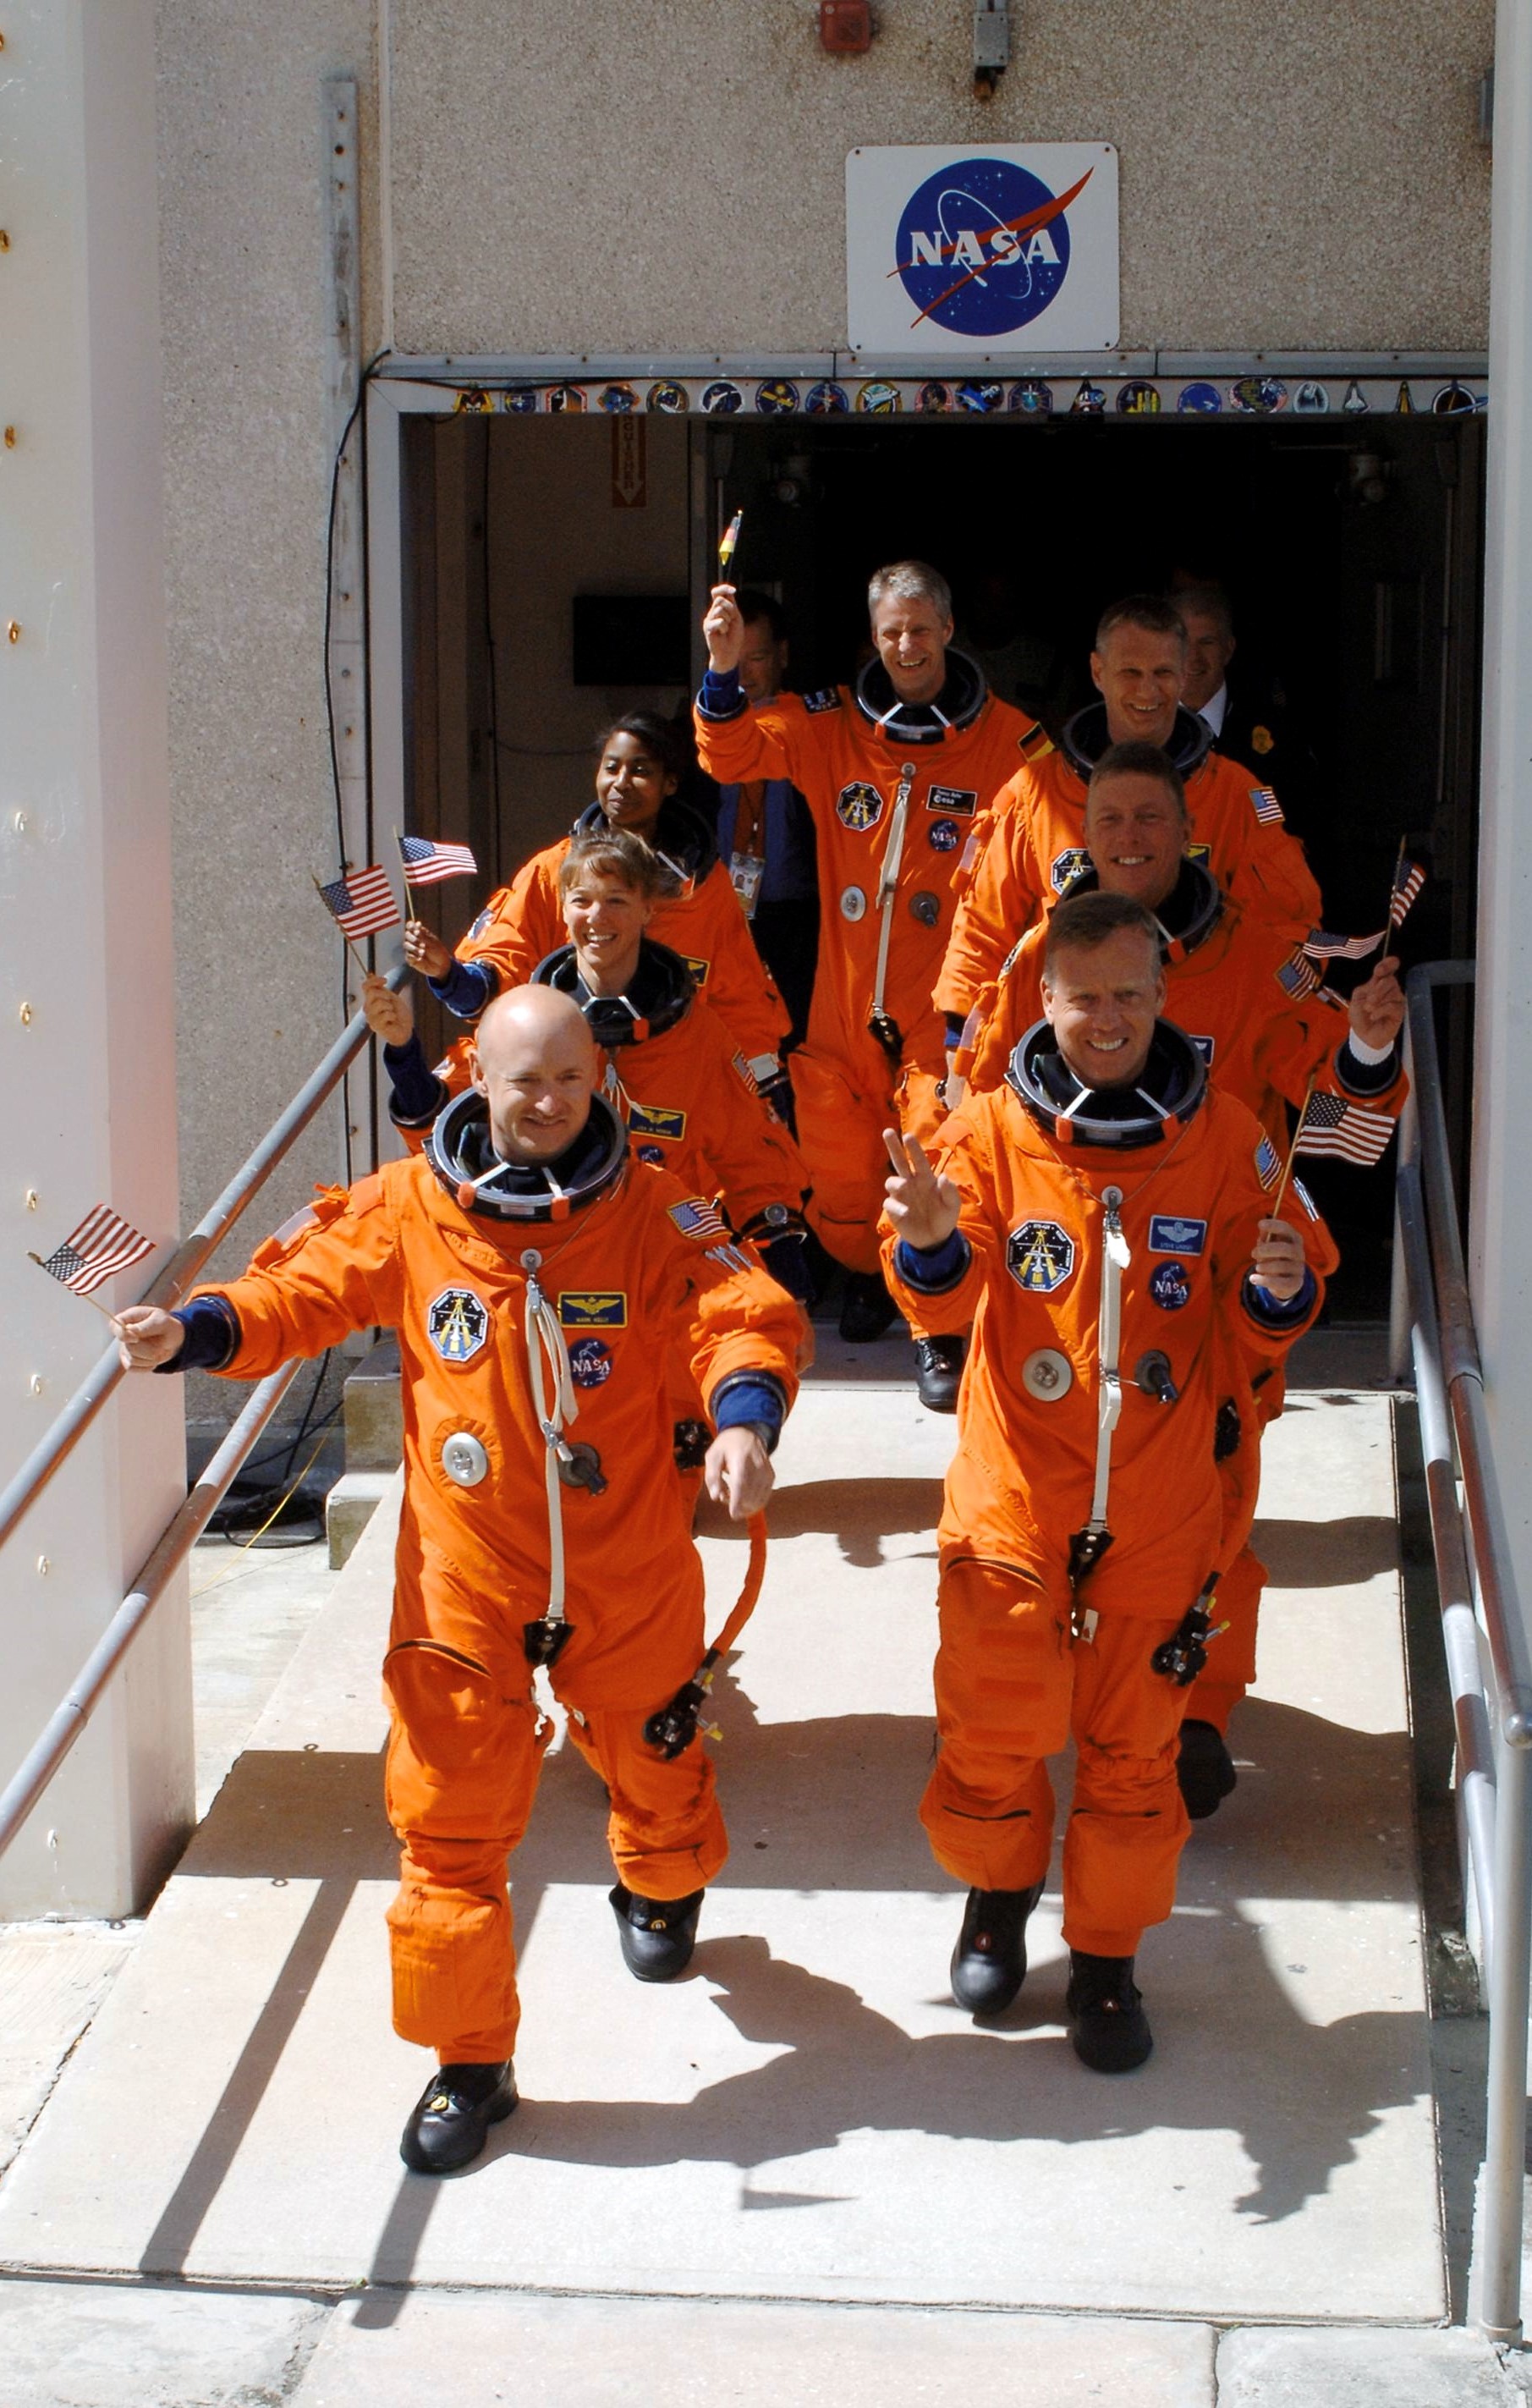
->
[[393, 827, 420, 928], [1377, 833, 1407, 959], [27, 1254, 120, 1322], [1271, 1076, 1317, 1222], [310, 873, 370, 979]]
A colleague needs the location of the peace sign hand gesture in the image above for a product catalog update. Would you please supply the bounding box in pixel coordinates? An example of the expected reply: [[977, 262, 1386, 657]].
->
[[882, 1127, 962, 1253]]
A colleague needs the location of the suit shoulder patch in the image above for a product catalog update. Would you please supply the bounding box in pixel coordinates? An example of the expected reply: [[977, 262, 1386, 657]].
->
[[802, 687, 843, 714]]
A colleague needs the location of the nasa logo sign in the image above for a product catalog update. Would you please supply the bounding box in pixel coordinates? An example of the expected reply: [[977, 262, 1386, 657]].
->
[[848, 145, 1118, 358]]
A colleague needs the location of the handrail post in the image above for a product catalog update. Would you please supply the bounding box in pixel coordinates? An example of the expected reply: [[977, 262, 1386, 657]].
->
[[0, 1362, 301, 1861], [1480, 1730, 1532, 2344], [1388, 1031, 1420, 1383]]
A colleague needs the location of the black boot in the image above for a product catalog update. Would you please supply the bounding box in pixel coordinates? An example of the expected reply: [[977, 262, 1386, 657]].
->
[[914, 1333, 965, 1413], [1066, 1951, 1153, 2073], [838, 1270, 898, 1344], [399, 2060, 517, 2174], [610, 1883, 704, 1982], [950, 1881, 1044, 2014], [1178, 1718, 1238, 1820]]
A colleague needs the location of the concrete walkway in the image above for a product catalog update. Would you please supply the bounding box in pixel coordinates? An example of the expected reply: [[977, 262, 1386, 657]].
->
[[0, 1372, 1526, 2402]]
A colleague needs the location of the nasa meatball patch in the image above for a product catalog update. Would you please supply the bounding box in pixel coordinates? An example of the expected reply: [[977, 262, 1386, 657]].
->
[[427, 1287, 490, 1363], [837, 781, 885, 833], [1149, 1260, 1192, 1311], [1006, 1220, 1076, 1293], [568, 1336, 613, 1389], [927, 817, 960, 853]]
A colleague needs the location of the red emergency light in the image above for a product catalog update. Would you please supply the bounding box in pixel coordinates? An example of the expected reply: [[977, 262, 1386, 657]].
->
[[820, 0, 874, 54]]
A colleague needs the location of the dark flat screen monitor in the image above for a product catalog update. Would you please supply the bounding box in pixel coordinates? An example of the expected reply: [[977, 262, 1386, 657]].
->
[[572, 593, 691, 687]]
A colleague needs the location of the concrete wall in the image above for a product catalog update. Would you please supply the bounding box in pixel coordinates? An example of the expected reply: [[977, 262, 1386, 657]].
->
[[390, 0, 1494, 356], [155, 3, 376, 1301], [149, 0, 1492, 1436]]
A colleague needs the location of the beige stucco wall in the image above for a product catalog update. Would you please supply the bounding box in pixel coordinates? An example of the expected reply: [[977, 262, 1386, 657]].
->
[[391, 0, 1494, 357], [156, 5, 375, 1297], [151, 0, 1492, 1423]]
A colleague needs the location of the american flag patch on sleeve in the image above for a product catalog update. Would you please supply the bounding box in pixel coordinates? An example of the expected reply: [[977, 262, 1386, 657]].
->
[[1250, 786, 1285, 827], [668, 1196, 728, 1240], [1277, 948, 1321, 1001], [1255, 1136, 1282, 1189]]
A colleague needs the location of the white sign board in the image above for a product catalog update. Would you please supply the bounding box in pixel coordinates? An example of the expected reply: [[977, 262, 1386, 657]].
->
[[847, 144, 1119, 356]]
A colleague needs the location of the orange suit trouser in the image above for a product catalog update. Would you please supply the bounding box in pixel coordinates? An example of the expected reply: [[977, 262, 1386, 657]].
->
[[382, 1626, 728, 2064], [793, 1046, 945, 1275], [920, 1559, 1194, 1958], [1186, 1368, 1284, 1734]]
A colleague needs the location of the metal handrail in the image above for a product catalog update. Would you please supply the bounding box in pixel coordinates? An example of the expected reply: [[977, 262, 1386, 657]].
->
[[1392, 959, 1532, 2344], [0, 1362, 301, 1856], [0, 966, 405, 1557], [0, 966, 405, 1861]]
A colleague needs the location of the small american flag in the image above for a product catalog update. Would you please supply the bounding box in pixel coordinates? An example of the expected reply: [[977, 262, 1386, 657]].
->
[[33, 1206, 155, 1297], [1390, 858, 1425, 928], [1294, 1090, 1396, 1168], [1276, 948, 1321, 1001], [1249, 786, 1285, 827], [667, 1196, 728, 1241], [316, 865, 401, 941], [1303, 926, 1386, 962], [399, 833, 477, 887]]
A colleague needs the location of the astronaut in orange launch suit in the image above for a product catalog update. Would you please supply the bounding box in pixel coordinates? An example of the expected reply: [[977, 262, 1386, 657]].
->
[[404, 712, 793, 1102], [115, 985, 801, 2175], [952, 745, 1402, 1818], [881, 891, 1327, 2071], [935, 592, 1323, 1046], [695, 559, 1046, 1409]]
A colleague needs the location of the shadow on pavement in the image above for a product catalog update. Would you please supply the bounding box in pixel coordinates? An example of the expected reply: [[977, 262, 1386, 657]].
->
[[151, 1669, 1425, 2298]]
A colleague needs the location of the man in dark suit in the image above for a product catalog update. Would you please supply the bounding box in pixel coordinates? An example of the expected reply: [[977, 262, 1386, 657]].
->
[[1172, 582, 1322, 843]]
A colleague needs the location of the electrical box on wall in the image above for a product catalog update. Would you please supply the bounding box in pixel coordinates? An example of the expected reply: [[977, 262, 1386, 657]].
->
[[820, 0, 874, 55]]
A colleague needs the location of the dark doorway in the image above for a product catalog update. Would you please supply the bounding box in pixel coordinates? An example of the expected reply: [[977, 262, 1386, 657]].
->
[[702, 410, 1485, 1316], [400, 404, 1485, 1317]]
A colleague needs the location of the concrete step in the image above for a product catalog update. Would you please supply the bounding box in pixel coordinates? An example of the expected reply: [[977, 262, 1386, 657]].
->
[[326, 1471, 398, 1571], [343, 1334, 403, 1471], [327, 1337, 404, 1566]]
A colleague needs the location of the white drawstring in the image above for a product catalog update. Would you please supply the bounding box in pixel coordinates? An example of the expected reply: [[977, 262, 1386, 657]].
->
[[870, 761, 918, 1032], [1086, 1185, 1129, 1541], [522, 1250, 579, 1628]]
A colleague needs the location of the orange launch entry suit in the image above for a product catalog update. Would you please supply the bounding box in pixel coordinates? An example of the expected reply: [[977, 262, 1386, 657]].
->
[[183, 1114, 800, 2064], [695, 654, 1043, 1272], [957, 866, 1393, 1733], [883, 1031, 1327, 1954], [456, 804, 791, 1080], [936, 703, 1323, 1025]]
